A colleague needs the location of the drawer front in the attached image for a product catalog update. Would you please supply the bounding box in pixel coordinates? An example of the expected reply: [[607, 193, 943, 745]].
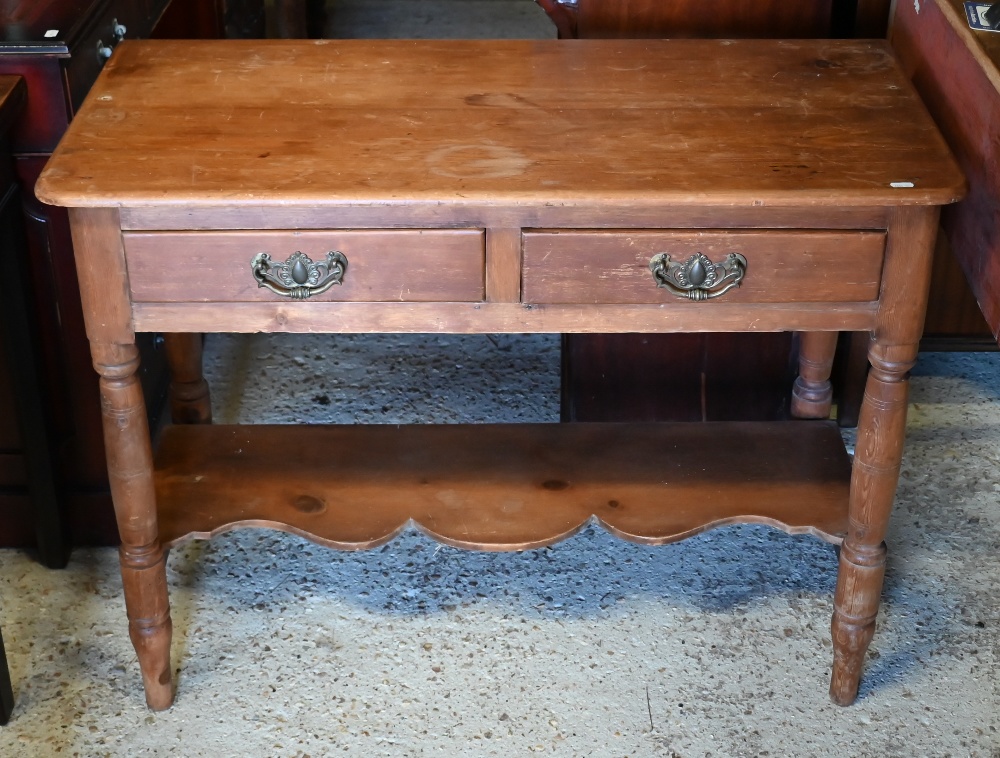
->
[[124, 229, 485, 303], [522, 230, 885, 304]]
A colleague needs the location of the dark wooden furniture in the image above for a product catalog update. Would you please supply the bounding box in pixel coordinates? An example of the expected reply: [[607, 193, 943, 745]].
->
[[0, 0, 207, 556], [272, 0, 326, 38], [188, 0, 322, 39], [151, 0, 224, 39], [537, 0, 833, 38], [0, 623, 11, 724], [0, 74, 27, 726], [536, 0, 894, 39], [891, 0, 1000, 344], [0, 71, 66, 568], [37, 38, 962, 710]]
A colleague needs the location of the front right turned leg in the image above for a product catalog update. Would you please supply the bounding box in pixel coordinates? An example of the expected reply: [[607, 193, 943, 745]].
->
[[829, 342, 915, 705], [93, 341, 174, 710]]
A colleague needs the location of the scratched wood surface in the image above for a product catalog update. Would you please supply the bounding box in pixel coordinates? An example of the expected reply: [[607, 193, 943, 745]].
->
[[124, 229, 485, 302], [522, 229, 885, 304], [36, 39, 964, 209]]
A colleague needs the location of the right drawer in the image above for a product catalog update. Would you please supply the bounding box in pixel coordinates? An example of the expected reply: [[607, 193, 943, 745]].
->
[[521, 230, 886, 304]]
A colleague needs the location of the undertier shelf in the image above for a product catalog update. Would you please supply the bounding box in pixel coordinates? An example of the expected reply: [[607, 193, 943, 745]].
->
[[154, 421, 851, 550]]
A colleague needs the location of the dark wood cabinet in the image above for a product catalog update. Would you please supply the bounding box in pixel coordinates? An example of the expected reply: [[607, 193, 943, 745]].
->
[[0, 0, 187, 555], [891, 0, 1000, 346], [0, 75, 68, 566], [0, 75, 35, 721], [538, 0, 896, 39], [538, 0, 834, 38]]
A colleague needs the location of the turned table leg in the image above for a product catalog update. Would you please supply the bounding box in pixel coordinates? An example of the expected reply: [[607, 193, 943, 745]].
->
[[830, 342, 914, 704], [828, 206, 938, 705], [94, 341, 173, 710], [791, 331, 838, 419], [69, 208, 176, 709], [164, 333, 212, 424]]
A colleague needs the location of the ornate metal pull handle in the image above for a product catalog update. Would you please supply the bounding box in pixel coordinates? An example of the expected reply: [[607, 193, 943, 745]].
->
[[97, 21, 126, 64], [96, 40, 114, 62], [648, 252, 747, 301], [250, 250, 348, 299]]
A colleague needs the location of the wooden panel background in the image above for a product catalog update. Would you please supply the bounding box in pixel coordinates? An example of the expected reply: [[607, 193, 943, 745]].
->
[[576, 0, 834, 39], [891, 0, 1000, 341]]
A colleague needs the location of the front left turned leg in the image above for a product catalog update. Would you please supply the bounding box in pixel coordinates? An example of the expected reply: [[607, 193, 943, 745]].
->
[[94, 342, 174, 710], [829, 343, 914, 705]]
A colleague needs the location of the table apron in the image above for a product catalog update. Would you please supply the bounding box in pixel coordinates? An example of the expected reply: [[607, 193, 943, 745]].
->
[[118, 205, 893, 232], [130, 300, 878, 334]]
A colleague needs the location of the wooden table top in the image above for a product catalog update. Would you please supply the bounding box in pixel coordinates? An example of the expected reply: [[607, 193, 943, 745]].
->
[[36, 38, 964, 209]]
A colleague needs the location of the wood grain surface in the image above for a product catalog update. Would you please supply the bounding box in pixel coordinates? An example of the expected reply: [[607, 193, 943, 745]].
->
[[36, 39, 964, 209], [124, 229, 485, 302], [129, 300, 879, 335], [154, 421, 852, 550], [522, 230, 885, 304]]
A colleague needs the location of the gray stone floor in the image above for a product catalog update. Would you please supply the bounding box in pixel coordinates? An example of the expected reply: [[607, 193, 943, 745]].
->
[[0, 336, 998, 756], [2, 1, 999, 755]]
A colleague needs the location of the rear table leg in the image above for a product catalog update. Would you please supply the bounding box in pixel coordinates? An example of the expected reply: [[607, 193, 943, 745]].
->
[[164, 333, 212, 424], [791, 331, 838, 419]]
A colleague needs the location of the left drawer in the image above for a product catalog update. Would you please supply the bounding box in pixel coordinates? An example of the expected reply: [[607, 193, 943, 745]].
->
[[123, 229, 486, 303]]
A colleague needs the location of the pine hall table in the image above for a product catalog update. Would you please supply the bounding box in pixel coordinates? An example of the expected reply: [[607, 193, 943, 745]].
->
[[36, 39, 964, 709]]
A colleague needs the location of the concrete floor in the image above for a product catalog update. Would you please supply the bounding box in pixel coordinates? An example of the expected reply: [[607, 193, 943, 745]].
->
[[2, 1, 999, 756], [0, 335, 998, 756]]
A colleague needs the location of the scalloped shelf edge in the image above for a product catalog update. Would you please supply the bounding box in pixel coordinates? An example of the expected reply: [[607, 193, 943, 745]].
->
[[154, 421, 851, 551]]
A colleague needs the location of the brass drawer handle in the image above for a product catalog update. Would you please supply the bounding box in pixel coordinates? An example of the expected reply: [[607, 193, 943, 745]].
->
[[96, 20, 127, 64], [251, 250, 348, 299], [648, 252, 747, 301]]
